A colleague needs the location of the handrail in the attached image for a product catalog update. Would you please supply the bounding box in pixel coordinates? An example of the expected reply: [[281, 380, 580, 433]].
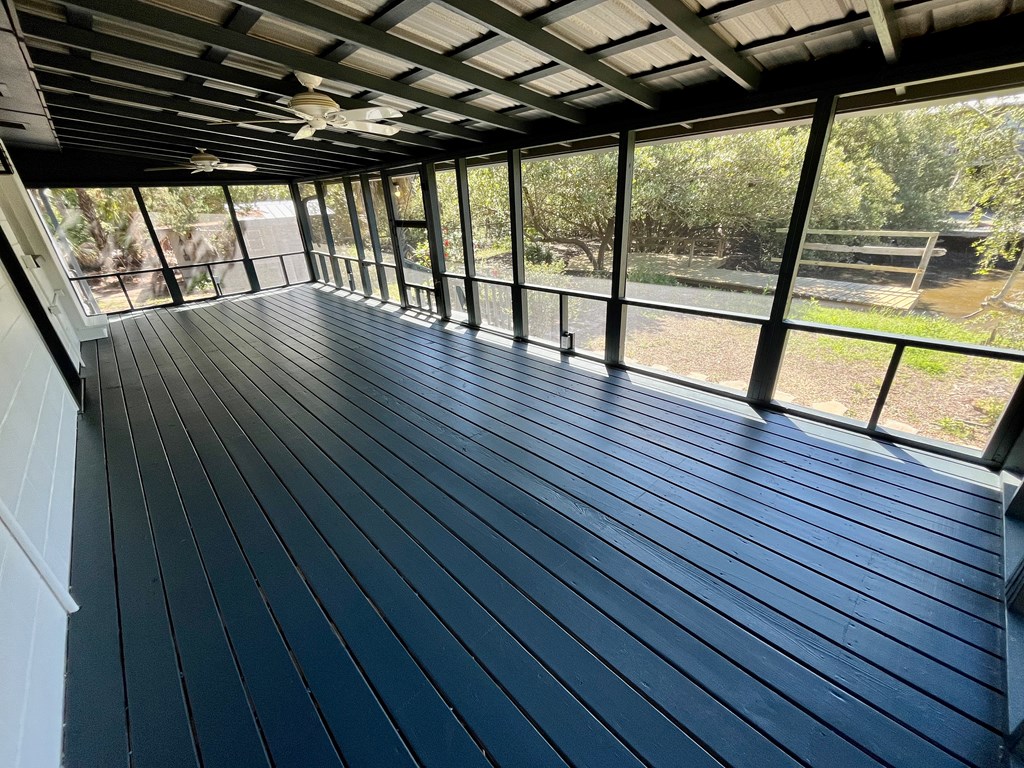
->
[[784, 318, 1024, 362]]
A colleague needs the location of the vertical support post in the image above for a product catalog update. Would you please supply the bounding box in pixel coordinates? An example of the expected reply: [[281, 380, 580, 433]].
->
[[343, 177, 372, 297], [288, 181, 319, 282], [133, 187, 184, 305], [748, 94, 837, 404], [380, 169, 411, 308], [315, 181, 344, 287], [223, 185, 261, 293], [508, 148, 528, 339], [455, 158, 480, 327], [360, 174, 388, 301], [605, 130, 635, 365], [911, 232, 939, 291], [421, 162, 450, 319]]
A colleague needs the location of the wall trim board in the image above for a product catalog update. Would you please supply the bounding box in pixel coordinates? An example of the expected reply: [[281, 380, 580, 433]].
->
[[0, 495, 78, 614]]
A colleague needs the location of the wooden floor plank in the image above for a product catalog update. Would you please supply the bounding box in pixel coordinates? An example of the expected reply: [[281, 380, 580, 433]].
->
[[122, 317, 414, 768], [305, 286, 1000, 502], [270, 291, 1004, 600], [229, 292, 1005, 698], [95, 332, 199, 768], [149, 308, 705, 768], [178, 293, 992, 768], [296, 287, 1001, 520], [111, 320, 281, 768], [216, 292, 1007, 757], [135, 313, 499, 768], [160, 305, 817, 767], [63, 342, 130, 768], [65, 285, 1007, 768]]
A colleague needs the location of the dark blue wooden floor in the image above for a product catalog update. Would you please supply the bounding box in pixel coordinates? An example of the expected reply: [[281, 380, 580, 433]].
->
[[65, 284, 1007, 767]]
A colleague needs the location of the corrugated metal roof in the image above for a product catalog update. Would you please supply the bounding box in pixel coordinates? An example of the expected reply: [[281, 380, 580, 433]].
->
[[302, 0, 387, 22], [10, 0, 1024, 177], [391, 4, 490, 52], [603, 37, 696, 76], [468, 40, 552, 78], [342, 46, 417, 79], [142, 0, 234, 25], [247, 14, 338, 55], [525, 69, 600, 97], [545, 0, 654, 50]]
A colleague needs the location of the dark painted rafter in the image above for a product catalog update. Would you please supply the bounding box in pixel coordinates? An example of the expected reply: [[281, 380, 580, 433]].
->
[[23, 42, 476, 147], [434, 0, 661, 109], [633, 0, 761, 89], [504, 0, 962, 112], [55, 141, 297, 177], [194, 5, 263, 72], [866, 0, 902, 62], [370, 0, 432, 30], [235, 0, 586, 123], [53, 0, 529, 132], [35, 73, 406, 159], [50, 126, 332, 175], [45, 98, 364, 170]]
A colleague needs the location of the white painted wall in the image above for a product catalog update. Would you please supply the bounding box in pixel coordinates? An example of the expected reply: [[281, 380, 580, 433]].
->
[[0, 152, 81, 768]]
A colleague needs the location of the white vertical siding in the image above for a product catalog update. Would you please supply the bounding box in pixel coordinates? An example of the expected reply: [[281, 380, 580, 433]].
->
[[0, 192, 78, 768]]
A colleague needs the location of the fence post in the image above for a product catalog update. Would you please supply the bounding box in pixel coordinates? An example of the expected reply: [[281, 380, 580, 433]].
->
[[911, 232, 939, 291], [748, 94, 837, 404]]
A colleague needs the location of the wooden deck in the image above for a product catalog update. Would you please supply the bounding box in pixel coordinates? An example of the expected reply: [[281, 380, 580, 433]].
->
[[675, 266, 921, 310], [65, 284, 1007, 768]]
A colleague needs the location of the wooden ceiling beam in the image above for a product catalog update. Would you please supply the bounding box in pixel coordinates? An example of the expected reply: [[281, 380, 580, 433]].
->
[[866, 0, 902, 63], [45, 97, 369, 168], [54, 134, 321, 175], [369, 0, 433, 31], [433, 0, 661, 109], [36, 73, 408, 159], [51, 129, 332, 174], [29, 49, 447, 151], [49, 125, 342, 176], [54, 0, 529, 132], [632, 0, 761, 89], [234, 0, 586, 123], [19, 17, 483, 142]]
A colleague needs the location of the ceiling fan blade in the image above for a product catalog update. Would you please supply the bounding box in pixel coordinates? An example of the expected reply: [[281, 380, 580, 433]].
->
[[215, 163, 259, 172], [334, 106, 403, 122], [191, 168, 205, 174], [293, 124, 316, 140], [144, 165, 195, 171], [335, 120, 401, 136], [209, 118, 304, 126]]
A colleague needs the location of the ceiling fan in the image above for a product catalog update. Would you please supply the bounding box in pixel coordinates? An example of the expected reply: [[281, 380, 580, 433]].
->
[[211, 72, 403, 140], [145, 149, 257, 174]]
